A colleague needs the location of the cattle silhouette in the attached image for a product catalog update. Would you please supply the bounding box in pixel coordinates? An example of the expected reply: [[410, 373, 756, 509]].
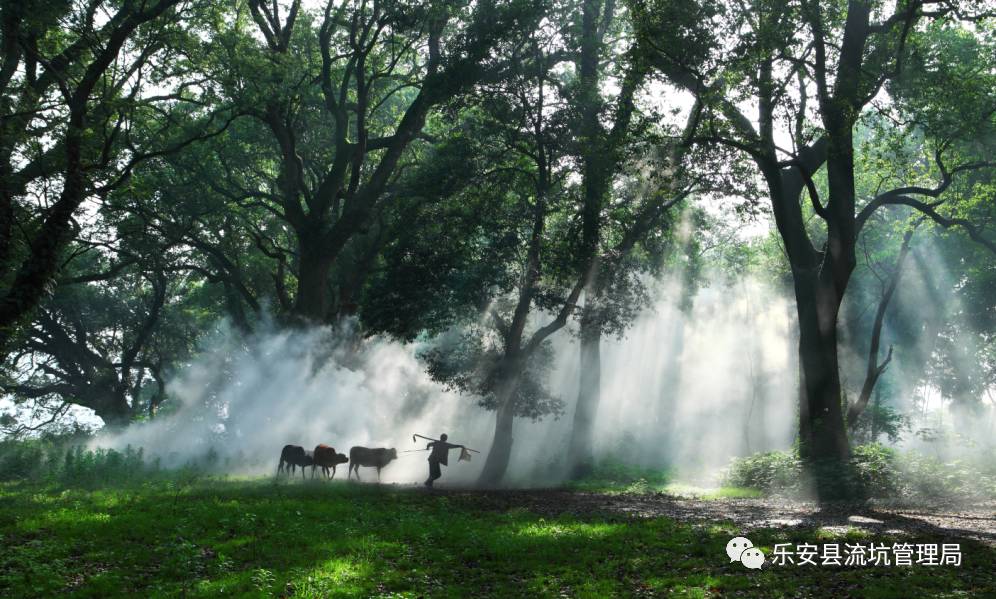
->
[[312, 444, 349, 479], [277, 444, 313, 478], [347, 446, 398, 481]]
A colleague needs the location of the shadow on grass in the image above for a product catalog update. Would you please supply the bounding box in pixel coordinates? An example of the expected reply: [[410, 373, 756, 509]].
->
[[1, 479, 995, 598]]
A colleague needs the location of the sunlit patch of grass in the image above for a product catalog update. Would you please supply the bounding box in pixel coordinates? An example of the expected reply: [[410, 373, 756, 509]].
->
[[701, 486, 765, 499], [815, 525, 872, 540], [0, 478, 994, 597], [839, 526, 874, 541], [663, 483, 764, 499], [567, 460, 674, 494], [311, 556, 372, 585], [514, 520, 621, 541], [571, 476, 764, 500], [37, 507, 112, 529]]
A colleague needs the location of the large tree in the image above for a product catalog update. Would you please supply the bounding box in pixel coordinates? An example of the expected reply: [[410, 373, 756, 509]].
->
[[0, 0, 230, 349], [566, 0, 722, 477], [200, 0, 542, 324], [416, 26, 586, 485], [635, 0, 996, 493]]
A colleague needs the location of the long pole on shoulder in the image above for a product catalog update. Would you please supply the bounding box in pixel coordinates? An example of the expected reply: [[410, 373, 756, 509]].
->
[[412, 433, 480, 453]]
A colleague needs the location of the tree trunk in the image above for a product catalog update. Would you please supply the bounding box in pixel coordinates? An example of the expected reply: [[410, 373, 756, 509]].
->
[[567, 310, 601, 478], [654, 318, 684, 463], [96, 408, 132, 429], [293, 247, 332, 322], [794, 272, 851, 494], [870, 387, 881, 442], [846, 227, 913, 426], [335, 228, 384, 322], [0, 163, 13, 270], [85, 377, 134, 429], [478, 379, 519, 486]]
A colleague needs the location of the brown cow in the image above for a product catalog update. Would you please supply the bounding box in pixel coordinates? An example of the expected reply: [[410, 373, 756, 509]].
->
[[311, 444, 349, 479]]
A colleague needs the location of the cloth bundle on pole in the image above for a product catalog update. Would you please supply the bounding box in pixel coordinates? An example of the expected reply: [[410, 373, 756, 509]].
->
[[412, 433, 480, 453], [458, 447, 472, 462]]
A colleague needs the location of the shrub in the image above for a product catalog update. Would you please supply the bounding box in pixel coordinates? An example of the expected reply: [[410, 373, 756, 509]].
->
[[570, 459, 672, 492], [58, 445, 156, 486], [721, 444, 896, 497], [0, 438, 48, 481], [724, 444, 996, 501], [897, 451, 996, 501], [723, 450, 802, 494], [587, 460, 672, 485], [850, 443, 900, 497], [0, 437, 165, 487]]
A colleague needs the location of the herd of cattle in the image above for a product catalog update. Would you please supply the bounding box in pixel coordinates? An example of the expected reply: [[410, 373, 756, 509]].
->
[[278, 444, 399, 480]]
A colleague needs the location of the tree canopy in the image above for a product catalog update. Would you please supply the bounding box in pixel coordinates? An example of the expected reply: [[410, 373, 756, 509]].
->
[[1, 0, 994, 493]]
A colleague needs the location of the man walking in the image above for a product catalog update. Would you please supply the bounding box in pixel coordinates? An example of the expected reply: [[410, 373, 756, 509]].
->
[[424, 433, 465, 488]]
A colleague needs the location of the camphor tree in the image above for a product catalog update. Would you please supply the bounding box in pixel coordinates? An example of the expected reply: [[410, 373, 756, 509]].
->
[[409, 0, 709, 484], [415, 22, 587, 485], [0, 0, 233, 350], [0, 151, 228, 432], [0, 0, 547, 430], [3, 259, 169, 430], [634, 0, 996, 494], [100, 116, 289, 335], [565, 0, 728, 478], [845, 16, 996, 425], [196, 0, 543, 325]]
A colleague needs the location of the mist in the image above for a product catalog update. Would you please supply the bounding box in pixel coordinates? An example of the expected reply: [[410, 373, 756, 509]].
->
[[837, 231, 996, 461], [90, 272, 799, 488], [504, 274, 798, 485]]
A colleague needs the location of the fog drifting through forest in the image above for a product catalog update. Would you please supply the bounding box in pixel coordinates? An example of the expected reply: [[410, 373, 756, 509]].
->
[[85, 235, 996, 487], [91, 274, 801, 486]]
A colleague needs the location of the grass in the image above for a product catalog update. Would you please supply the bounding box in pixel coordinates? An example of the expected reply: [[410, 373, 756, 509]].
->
[[1, 478, 995, 598], [663, 483, 765, 500], [573, 478, 764, 499], [564, 460, 761, 499]]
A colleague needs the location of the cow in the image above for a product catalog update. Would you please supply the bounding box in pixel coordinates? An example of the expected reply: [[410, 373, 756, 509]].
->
[[277, 444, 313, 479], [311, 444, 349, 480], [347, 446, 398, 481]]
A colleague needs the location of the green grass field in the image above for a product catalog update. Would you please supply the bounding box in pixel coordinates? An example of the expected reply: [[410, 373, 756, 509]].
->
[[1, 478, 994, 598]]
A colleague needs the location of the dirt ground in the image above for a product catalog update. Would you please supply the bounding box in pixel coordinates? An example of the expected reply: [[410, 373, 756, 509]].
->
[[435, 488, 996, 545]]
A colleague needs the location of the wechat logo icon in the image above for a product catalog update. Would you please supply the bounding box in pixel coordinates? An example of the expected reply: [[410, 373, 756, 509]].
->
[[726, 536, 765, 570]]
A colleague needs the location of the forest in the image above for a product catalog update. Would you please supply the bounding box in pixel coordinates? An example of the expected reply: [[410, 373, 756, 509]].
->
[[1, 0, 995, 596]]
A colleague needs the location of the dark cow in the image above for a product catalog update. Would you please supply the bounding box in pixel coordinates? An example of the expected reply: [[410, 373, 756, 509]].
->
[[312, 444, 349, 479], [347, 446, 398, 481], [277, 444, 313, 479]]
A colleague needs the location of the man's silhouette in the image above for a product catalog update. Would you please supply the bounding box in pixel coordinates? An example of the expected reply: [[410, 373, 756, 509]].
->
[[424, 433, 464, 488]]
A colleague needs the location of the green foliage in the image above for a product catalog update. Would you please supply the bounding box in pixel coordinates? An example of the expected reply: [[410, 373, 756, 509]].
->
[[722, 444, 898, 498], [722, 449, 802, 494], [56, 446, 154, 487], [849, 444, 901, 498], [0, 437, 165, 487], [570, 459, 673, 493], [421, 327, 563, 420], [848, 394, 909, 445], [889, 21, 996, 146], [898, 450, 996, 501], [0, 438, 49, 481], [361, 114, 523, 339], [725, 444, 996, 501]]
